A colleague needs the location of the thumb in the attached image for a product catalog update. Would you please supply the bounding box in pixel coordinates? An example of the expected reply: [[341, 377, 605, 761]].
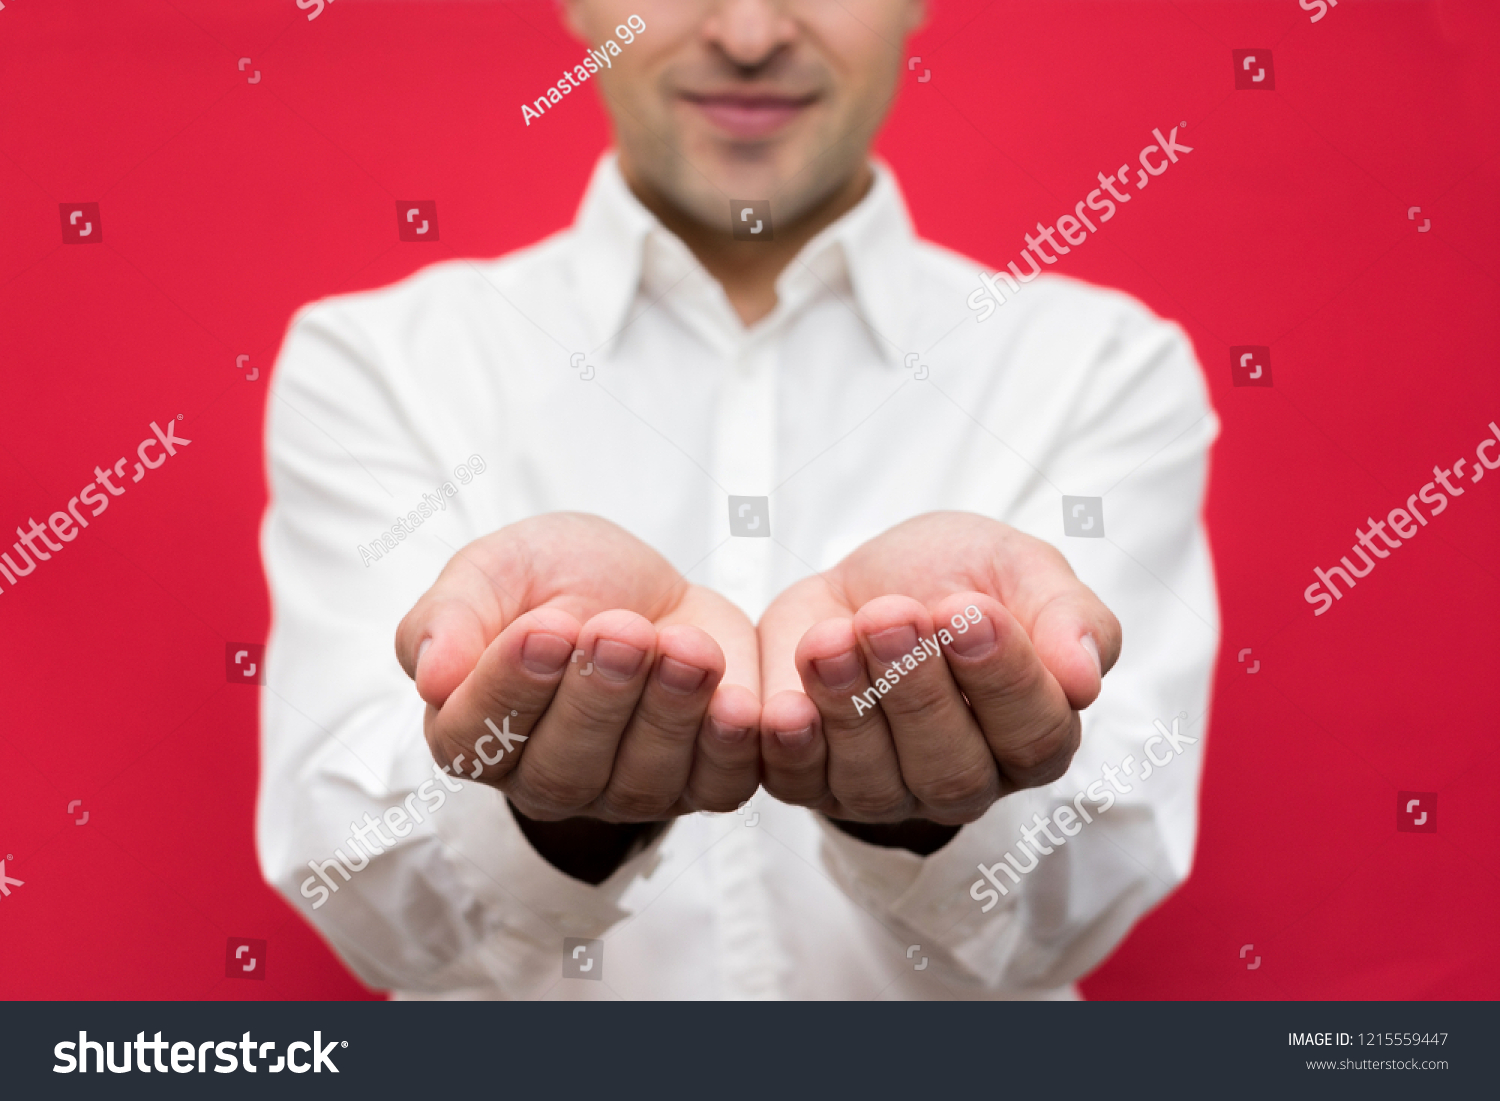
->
[[1029, 591, 1121, 710], [395, 533, 527, 707], [396, 597, 493, 708]]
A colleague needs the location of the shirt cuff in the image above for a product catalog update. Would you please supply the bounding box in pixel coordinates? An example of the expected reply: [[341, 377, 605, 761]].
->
[[442, 784, 670, 944], [814, 799, 1038, 976]]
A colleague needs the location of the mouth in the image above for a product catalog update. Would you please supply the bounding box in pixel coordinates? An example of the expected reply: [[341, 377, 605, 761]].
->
[[679, 90, 820, 139]]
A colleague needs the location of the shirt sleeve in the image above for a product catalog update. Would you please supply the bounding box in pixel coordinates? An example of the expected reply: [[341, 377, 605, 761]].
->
[[255, 293, 664, 997], [811, 294, 1220, 992]]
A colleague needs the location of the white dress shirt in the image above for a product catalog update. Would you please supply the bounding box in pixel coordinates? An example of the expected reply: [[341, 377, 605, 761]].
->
[[257, 153, 1220, 1000]]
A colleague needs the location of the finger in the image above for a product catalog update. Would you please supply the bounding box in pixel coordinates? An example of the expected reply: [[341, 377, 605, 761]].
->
[[851, 596, 1000, 823], [995, 535, 1122, 709], [795, 617, 913, 822], [657, 586, 760, 697], [934, 592, 1081, 791], [397, 558, 509, 708], [595, 625, 724, 821], [508, 609, 656, 818], [828, 515, 1119, 709], [657, 586, 762, 812], [758, 688, 829, 810], [757, 574, 854, 701], [681, 684, 762, 813], [395, 514, 691, 709], [424, 606, 581, 785]]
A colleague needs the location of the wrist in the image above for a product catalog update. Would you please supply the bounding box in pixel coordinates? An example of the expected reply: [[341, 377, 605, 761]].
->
[[823, 816, 961, 856], [508, 799, 669, 885]]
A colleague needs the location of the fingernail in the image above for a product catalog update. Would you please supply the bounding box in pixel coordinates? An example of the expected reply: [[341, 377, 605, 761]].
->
[[867, 625, 918, 664], [709, 718, 749, 744], [593, 638, 646, 680], [813, 651, 862, 691], [775, 725, 813, 749], [946, 616, 995, 658], [1080, 633, 1102, 677], [416, 637, 432, 672], [521, 631, 572, 675], [657, 656, 708, 695]]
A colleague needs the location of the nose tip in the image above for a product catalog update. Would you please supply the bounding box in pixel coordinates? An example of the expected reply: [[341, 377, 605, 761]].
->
[[708, 0, 795, 68]]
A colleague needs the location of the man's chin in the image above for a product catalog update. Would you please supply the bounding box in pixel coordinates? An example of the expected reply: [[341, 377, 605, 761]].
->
[[623, 129, 857, 238], [689, 152, 837, 223]]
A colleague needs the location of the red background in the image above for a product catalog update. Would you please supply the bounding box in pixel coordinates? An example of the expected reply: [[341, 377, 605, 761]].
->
[[1, 0, 1496, 1000]]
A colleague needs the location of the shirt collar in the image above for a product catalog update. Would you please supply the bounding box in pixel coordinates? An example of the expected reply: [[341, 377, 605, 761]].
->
[[568, 152, 920, 366]]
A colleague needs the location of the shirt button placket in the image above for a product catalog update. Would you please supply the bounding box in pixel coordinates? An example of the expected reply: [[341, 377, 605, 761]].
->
[[711, 340, 776, 622], [707, 335, 785, 999]]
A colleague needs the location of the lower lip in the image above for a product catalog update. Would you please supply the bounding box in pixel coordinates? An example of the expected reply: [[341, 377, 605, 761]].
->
[[688, 98, 810, 139]]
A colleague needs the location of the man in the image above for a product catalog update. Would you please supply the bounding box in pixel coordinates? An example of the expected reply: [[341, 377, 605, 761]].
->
[[258, 0, 1219, 999]]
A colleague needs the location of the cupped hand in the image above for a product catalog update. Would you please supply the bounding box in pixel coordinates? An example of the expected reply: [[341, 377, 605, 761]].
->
[[756, 512, 1121, 826], [395, 513, 760, 822]]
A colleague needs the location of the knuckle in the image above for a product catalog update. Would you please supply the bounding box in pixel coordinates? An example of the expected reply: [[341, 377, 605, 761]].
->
[[835, 787, 913, 822], [823, 718, 879, 749], [423, 724, 468, 774], [980, 654, 1044, 702], [761, 775, 827, 810], [596, 784, 675, 822], [500, 783, 563, 823], [912, 765, 996, 816], [1004, 738, 1054, 774], [563, 688, 636, 731], [516, 761, 600, 813], [685, 768, 758, 814], [633, 704, 703, 746], [1005, 715, 1081, 783], [927, 803, 991, 827], [877, 673, 949, 720], [503, 794, 551, 821]]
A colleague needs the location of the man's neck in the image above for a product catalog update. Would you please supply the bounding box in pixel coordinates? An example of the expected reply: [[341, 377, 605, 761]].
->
[[618, 162, 874, 327]]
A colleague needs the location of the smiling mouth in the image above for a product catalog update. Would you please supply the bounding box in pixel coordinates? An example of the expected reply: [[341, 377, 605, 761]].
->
[[680, 91, 820, 139]]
